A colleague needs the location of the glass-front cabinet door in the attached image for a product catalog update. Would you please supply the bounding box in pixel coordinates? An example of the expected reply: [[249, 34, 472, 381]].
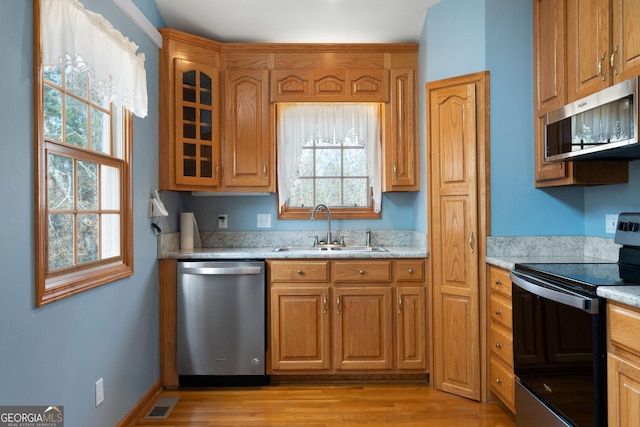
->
[[174, 58, 221, 188]]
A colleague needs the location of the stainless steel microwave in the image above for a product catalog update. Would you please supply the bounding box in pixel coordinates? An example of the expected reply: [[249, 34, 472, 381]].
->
[[544, 76, 640, 161]]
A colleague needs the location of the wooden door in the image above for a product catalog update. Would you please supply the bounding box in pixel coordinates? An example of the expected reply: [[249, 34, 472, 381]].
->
[[396, 286, 426, 370], [334, 287, 393, 370], [611, 0, 640, 83], [270, 287, 331, 371], [223, 69, 273, 190], [174, 58, 221, 188], [608, 354, 640, 426], [427, 72, 490, 401], [567, 0, 611, 101]]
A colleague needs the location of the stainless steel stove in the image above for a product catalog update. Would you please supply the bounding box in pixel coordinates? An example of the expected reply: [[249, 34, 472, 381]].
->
[[510, 212, 640, 427]]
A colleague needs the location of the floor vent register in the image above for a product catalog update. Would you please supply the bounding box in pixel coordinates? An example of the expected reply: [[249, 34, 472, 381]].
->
[[143, 396, 179, 419]]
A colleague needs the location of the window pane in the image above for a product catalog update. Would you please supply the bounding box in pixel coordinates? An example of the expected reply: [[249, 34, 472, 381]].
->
[[91, 107, 110, 155], [343, 148, 366, 176], [101, 165, 120, 210], [77, 214, 99, 264], [65, 68, 88, 98], [298, 148, 314, 176], [316, 178, 341, 206], [77, 160, 98, 210], [316, 149, 341, 176], [102, 214, 120, 258], [48, 153, 74, 210], [44, 67, 62, 86], [90, 85, 109, 108], [48, 214, 74, 270], [344, 178, 369, 206], [44, 85, 63, 141], [66, 95, 89, 148], [289, 178, 314, 208]]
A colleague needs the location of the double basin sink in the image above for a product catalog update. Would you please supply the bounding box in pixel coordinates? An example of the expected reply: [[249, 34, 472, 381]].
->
[[273, 244, 388, 253]]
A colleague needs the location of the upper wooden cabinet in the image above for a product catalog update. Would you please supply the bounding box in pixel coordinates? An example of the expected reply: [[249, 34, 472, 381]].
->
[[270, 69, 390, 102], [159, 29, 419, 193], [566, 0, 640, 102], [532, 0, 629, 187], [223, 68, 274, 191], [159, 29, 223, 191]]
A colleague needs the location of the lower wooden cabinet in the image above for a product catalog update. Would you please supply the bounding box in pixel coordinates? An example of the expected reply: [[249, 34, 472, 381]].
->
[[267, 258, 427, 375], [607, 301, 640, 426], [488, 265, 516, 414]]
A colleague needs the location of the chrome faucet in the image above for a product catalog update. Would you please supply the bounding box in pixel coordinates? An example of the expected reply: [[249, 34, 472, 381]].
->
[[310, 203, 333, 244]]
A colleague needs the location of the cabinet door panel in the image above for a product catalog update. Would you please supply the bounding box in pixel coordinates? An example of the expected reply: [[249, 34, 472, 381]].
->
[[612, 0, 640, 83], [334, 287, 393, 370], [270, 287, 331, 371], [223, 69, 273, 190], [396, 287, 426, 370]]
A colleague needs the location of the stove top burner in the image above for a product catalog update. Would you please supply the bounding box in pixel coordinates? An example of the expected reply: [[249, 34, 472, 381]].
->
[[515, 262, 628, 290]]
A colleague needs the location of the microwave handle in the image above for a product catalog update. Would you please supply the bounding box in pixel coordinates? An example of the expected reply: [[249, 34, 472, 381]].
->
[[510, 271, 599, 314]]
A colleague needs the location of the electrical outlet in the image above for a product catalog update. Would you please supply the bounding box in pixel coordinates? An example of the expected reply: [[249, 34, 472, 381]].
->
[[95, 378, 104, 407], [606, 214, 618, 234], [218, 214, 228, 229], [257, 214, 271, 228]]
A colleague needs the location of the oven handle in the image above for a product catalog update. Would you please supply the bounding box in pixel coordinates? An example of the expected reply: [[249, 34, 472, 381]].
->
[[510, 271, 599, 314]]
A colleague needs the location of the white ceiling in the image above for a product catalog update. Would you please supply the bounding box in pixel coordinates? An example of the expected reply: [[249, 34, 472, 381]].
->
[[154, 0, 441, 44]]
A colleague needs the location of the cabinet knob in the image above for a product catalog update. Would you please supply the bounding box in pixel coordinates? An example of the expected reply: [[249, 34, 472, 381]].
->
[[297, 270, 303, 275], [495, 343, 503, 348], [495, 378, 502, 384], [495, 279, 502, 285], [359, 270, 365, 275], [408, 268, 413, 274], [495, 309, 502, 315]]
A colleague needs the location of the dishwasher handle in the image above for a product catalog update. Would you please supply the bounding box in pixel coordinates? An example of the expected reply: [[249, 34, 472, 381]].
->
[[180, 266, 263, 276]]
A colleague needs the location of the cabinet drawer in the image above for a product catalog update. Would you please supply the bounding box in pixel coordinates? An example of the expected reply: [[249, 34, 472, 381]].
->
[[333, 260, 392, 283], [609, 303, 640, 356], [490, 322, 513, 367], [269, 260, 330, 282], [395, 260, 425, 282], [490, 293, 512, 329], [490, 357, 515, 412], [489, 265, 511, 297]]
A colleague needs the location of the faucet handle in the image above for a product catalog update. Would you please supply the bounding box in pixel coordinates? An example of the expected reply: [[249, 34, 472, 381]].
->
[[307, 234, 320, 246]]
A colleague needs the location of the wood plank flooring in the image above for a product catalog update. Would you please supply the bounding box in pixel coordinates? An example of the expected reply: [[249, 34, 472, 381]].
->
[[132, 382, 515, 426]]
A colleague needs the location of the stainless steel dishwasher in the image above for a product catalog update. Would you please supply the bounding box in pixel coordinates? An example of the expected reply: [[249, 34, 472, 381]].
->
[[176, 260, 268, 386]]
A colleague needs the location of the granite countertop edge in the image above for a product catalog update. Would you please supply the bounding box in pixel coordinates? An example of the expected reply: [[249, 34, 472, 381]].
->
[[161, 245, 428, 260], [486, 256, 640, 310]]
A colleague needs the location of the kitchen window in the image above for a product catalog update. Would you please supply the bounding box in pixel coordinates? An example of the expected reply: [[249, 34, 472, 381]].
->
[[34, 0, 147, 306], [277, 103, 382, 219]]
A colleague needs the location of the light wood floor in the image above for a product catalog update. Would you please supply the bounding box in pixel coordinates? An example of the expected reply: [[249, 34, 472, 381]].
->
[[132, 382, 515, 426]]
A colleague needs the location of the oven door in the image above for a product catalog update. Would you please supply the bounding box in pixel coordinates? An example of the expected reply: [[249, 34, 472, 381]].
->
[[510, 271, 607, 427]]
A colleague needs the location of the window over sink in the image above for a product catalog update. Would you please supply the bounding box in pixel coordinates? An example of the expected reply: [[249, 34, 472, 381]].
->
[[276, 103, 382, 219]]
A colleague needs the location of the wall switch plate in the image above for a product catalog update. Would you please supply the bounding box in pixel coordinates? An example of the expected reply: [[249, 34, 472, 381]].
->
[[257, 214, 271, 228], [95, 378, 104, 407], [606, 214, 618, 234], [218, 214, 228, 229]]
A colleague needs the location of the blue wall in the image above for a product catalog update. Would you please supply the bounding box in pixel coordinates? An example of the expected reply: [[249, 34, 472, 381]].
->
[[0, 1, 163, 426]]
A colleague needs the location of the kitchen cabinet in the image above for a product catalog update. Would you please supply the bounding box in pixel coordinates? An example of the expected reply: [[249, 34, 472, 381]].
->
[[222, 68, 274, 191], [488, 265, 516, 414], [427, 72, 490, 401], [158, 29, 222, 191], [267, 258, 426, 376], [384, 69, 419, 191], [566, 0, 640, 102], [270, 69, 389, 102], [607, 301, 640, 426], [532, 0, 628, 187]]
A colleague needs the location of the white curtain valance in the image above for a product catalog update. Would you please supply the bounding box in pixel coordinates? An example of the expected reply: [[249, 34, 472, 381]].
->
[[277, 103, 382, 212], [40, 0, 148, 118]]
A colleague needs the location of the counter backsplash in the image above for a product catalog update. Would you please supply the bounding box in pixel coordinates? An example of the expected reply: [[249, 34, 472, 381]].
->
[[158, 229, 428, 256], [486, 235, 620, 262]]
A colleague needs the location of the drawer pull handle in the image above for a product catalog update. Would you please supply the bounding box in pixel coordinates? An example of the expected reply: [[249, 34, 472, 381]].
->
[[495, 279, 502, 285], [323, 294, 327, 314], [398, 296, 403, 314], [495, 343, 503, 348], [495, 309, 502, 315], [359, 270, 365, 275], [297, 270, 303, 275], [336, 295, 341, 315], [408, 268, 413, 274], [496, 378, 502, 384]]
